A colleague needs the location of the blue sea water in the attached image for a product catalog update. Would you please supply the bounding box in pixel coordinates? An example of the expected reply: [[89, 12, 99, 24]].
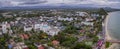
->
[[107, 11, 120, 40]]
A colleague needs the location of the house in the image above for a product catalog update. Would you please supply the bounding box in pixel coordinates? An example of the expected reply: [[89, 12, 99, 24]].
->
[[81, 22, 94, 26], [8, 44, 13, 49], [13, 42, 29, 49], [52, 40, 59, 48], [34, 43, 45, 49], [76, 12, 89, 16], [34, 24, 41, 29], [13, 45, 22, 49], [1, 23, 7, 33], [8, 29, 13, 35], [91, 13, 100, 17], [16, 17, 22, 20], [38, 45, 44, 49], [49, 47, 55, 49], [58, 17, 73, 21], [52, 40, 59, 46], [20, 34, 29, 39], [40, 23, 51, 32], [47, 28, 60, 36], [24, 25, 33, 31], [85, 18, 94, 22], [22, 45, 29, 49]]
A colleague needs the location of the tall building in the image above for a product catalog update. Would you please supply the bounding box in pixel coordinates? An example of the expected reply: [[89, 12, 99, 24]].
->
[[0, 22, 9, 34]]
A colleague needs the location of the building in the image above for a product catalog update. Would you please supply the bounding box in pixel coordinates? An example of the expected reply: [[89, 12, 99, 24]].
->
[[90, 13, 100, 17], [13, 42, 29, 49], [81, 22, 94, 26], [58, 17, 73, 21], [52, 40, 59, 46], [34, 43, 45, 49], [76, 12, 89, 16], [20, 34, 29, 39], [24, 25, 33, 31], [47, 28, 60, 36], [34, 24, 41, 29], [0, 22, 10, 34], [85, 18, 94, 22], [39, 23, 51, 32]]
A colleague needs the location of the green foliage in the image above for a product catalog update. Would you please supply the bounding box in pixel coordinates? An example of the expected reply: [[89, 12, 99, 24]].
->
[[98, 8, 108, 15], [72, 42, 92, 49], [105, 42, 111, 48], [63, 25, 78, 34], [93, 36, 99, 43], [87, 33, 95, 38], [28, 45, 36, 49], [61, 36, 77, 47]]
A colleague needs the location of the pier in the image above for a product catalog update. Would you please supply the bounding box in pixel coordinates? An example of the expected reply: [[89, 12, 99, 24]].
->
[[106, 40, 120, 43]]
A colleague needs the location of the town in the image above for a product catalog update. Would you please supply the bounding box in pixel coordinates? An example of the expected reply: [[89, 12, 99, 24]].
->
[[0, 8, 107, 49]]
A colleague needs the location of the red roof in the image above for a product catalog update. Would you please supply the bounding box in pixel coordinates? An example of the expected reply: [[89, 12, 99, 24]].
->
[[20, 34, 29, 39], [20, 34, 24, 39], [23, 47, 29, 49], [23, 34, 29, 39], [52, 40, 59, 45], [38, 45, 44, 49], [80, 30, 85, 32]]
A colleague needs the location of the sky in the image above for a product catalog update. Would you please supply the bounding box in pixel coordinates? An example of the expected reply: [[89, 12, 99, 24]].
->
[[0, 0, 120, 8]]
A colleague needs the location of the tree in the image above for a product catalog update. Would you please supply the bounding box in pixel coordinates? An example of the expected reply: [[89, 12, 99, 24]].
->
[[28, 45, 36, 49], [105, 42, 112, 48], [98, 8, 108, 15], [63, 25, 78, 34], [72, 42, 92, 49], [61, 36, 77, 47], [93, 36, 99, 43]]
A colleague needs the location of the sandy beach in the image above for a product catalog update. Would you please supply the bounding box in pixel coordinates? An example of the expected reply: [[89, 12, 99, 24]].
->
[[105, 14, 119, 49], [105, 15, 112, 41]]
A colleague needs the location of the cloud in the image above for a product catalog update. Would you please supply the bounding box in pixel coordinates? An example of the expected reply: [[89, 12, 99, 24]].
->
[[0, 0, 120, 8], [0, 0, 47, 6], [19, 1, 47, 5]]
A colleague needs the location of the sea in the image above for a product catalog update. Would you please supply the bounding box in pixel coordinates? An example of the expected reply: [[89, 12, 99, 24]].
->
[[107, 11, 120, 49]]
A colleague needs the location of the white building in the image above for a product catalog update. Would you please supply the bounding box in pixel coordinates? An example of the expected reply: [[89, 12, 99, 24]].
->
[[85, 18, 94, 22], [58, 17, 73, 21], [47, 27, 60, 36], [34, 24, 41, 29], [91, 13, 100, 17], [0, 22, 9, 34], [76, 12, 89, 16], [34, 23, 60, 36], [81, 22, 94, 26], [24, 25, 33, 31], [23, 22, 60, 36]]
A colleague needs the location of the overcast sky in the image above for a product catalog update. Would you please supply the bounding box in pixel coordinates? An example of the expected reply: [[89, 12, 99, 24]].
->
[[0, 0, 120, 8]]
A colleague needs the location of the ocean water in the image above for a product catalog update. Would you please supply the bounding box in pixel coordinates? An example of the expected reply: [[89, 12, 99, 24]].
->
[[107, 11, 120, 40], [107, 11, 120, 49]]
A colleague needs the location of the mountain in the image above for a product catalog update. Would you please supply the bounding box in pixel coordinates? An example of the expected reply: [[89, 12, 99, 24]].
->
[[103, 7, 120, 12], [0, 5, 120, 12]]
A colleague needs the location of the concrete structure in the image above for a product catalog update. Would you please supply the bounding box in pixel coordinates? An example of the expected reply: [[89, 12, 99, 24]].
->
[[24, 25, 33, 31], [0, 22, 10, 34], [81, 21, 94, 26], [76, 12, 89, 16], [47, 28, 60, 36], [58, 17, 73, 21]]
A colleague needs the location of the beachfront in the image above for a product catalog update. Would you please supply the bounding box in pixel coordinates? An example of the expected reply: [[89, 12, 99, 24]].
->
[[105, 14, 112, 41], [105, 13, 120, 49]]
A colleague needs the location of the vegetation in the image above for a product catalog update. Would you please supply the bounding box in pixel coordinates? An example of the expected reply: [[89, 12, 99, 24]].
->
[[105, 42, 112, 48], [72, 42, 92, 49], [62, 25, 78, 34]]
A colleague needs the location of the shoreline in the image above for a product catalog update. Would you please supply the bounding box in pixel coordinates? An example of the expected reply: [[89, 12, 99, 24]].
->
[[105, 15, 112, 41], [105, 13, 119, 49]]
